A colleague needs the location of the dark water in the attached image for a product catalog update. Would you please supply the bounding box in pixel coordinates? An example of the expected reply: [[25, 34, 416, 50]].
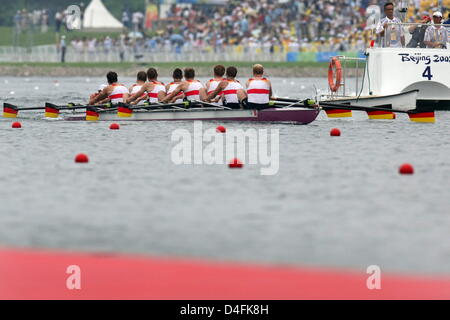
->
[[1, 77, 450, 276]]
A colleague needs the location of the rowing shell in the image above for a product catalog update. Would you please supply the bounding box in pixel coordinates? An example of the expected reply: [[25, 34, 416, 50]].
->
[[63, 107, 320, 125]]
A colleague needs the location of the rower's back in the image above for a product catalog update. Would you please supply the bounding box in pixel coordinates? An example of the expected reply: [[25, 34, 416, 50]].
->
[[184, 68, 205, 101], [109, 83, 129, 103], [246, 65, 271, 109], [146, 68, 166, 103]]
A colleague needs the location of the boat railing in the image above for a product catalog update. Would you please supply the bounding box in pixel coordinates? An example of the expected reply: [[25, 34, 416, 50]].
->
[[327, 56, 366, 99], [381, 22, 449, 48]]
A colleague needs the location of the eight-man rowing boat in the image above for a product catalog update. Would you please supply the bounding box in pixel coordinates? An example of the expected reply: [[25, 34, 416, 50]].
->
[[63, 106, 321, 125]]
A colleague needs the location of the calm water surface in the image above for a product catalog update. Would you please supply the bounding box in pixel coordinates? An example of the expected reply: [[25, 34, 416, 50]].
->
[[1, 76, 450, 275]]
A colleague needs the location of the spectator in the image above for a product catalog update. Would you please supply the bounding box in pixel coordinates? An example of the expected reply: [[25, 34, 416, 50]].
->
[[55, 10, 62, 33], [424, 11, 448, 49], [60, 35, 67, 63], [445, 13, 450, 25], [122, 10, 130, 29], [407, 15, 431, 48]]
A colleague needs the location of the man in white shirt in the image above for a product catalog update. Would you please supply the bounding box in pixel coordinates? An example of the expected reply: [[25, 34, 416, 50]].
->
[[376, 2, 405, 48], [424, 12, 448, 49]]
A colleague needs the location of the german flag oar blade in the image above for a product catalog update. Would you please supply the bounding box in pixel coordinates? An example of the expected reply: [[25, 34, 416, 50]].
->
[[117, 103, 133, 118], [367, 110, 396, 120], [325, 109, 352, 118], [44, 103, 60, 118], [3, 103, 19, 118], [409, 112, 435, 123], [86, 107, 100, 121]]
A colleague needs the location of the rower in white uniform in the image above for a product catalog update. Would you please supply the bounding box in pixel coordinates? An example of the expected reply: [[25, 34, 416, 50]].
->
[[205, 65, 226, 105], [165, 68, 185, 103], [146, 67, 166, 103], [89, 71, 129, 105], [127, 68, 166, 104], [161, 68, 207, 103], [129, 71, 147, 101], [206, 66, 247, 109], [245, 64, 273, 110]]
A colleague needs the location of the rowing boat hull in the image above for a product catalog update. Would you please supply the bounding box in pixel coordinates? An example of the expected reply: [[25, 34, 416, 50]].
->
[[64, 107, 320, 124]]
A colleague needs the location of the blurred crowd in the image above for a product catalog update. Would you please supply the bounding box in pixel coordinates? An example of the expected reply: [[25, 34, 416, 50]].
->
[[13, 9, 51, 34], [12, 0, 450, 56], [147, 0, 449, 53], [13, 4, 86, 35]]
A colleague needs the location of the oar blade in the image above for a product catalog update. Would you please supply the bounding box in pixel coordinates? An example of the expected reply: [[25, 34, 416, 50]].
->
[[44, 103, 60, 118], [408, 112, 435, 123], [86, 107, 100, 121], [3, 103, 19, 118], [366, 110, 396, 120], [117, 103, 133, 118], [325, 109, 353, 118]]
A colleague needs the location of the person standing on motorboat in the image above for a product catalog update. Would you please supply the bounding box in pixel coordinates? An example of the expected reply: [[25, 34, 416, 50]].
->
[[376, 2, 405, 48], [407, 15, 431, 48], [424, 12, 448, 49]]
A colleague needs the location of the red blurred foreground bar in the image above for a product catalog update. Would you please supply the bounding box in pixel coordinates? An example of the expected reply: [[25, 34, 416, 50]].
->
[[1, 248, 449, 300]]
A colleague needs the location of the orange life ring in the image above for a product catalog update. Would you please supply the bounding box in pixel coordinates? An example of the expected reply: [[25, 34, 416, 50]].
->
[[328, 57, 343, 93]]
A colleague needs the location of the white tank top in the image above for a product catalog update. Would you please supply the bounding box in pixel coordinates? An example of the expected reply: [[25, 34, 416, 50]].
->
[[148, 80, 166, 103], [184, 80, 203, 101], [223, 80, 243, 104], [167, 82, 184, 103], [207, 79, 225, 106], [108, 84, 128, 104], [247, 78, 270, 104], [207, 79, 224, 95], [130, 84, 146, 98]]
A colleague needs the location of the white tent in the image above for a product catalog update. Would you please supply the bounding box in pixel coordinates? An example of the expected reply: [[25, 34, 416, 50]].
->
[[83, 0, 124, 29]]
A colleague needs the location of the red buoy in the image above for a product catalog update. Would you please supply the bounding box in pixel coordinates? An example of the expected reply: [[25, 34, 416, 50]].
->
[[330, 128, 341, 136], [216, 125, 226, 133], [75, 154, 89, 163], [399, 163, 414, 175], [229, 158, 243, 169], [110, 123, 120, 130], [12, 122, 22, 129]]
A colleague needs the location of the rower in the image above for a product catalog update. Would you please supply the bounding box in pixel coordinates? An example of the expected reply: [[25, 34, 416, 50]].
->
[[146, 67, 166, 103], [207, 66, 246, 109], [89, 71, 129, 105], [205, 65, 225, 105], [129, 71, 147, 100], [127, 68, 164, 104], [161, 68, 207, 103], [245, 64, 272, 110], [89, 84, 108, 103], [166, 68, 185, 104]]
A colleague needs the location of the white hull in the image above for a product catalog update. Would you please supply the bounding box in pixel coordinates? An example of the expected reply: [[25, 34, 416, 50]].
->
[[321, 90, 418, 112]]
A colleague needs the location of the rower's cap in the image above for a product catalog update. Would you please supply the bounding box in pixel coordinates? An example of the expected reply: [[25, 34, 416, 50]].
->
[[433, 11, 443, 18]]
